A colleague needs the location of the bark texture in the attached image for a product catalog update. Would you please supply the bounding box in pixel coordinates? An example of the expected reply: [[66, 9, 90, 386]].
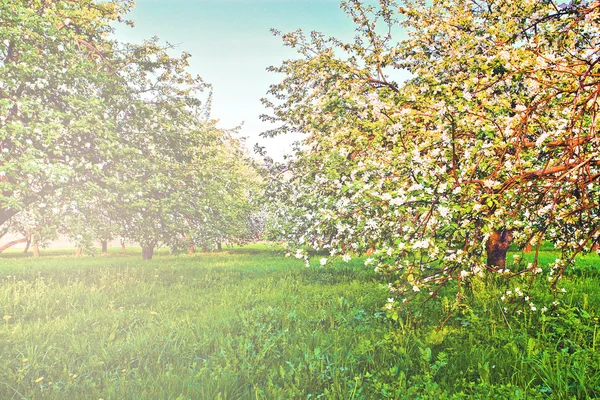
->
[[142, 245, 154, 260], [485, 229, 513, 270]]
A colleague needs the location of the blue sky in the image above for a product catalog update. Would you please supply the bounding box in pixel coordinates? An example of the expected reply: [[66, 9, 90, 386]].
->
[[113, 0, 358, 160]]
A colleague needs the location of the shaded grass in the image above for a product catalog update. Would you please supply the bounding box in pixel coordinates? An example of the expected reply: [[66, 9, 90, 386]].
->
[[0, 245, 598, 399]]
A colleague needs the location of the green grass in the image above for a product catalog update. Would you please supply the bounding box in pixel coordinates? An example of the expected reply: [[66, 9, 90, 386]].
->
[[0, 245, 598, 399]]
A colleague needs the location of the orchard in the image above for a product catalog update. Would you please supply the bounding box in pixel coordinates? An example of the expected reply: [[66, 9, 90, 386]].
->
[[0, 0, 261, 258], [0, 0, 599, 398]]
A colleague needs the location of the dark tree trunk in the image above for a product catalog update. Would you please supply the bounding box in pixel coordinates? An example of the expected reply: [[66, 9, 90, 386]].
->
[[217, 241, 222, 251], [0, 237, 28, 253], [23, 236, 31, 253], [75, 246, 82, 256], [142, 245, 155, 260], [485, 229, 513, 270], [101, 240, 108, 254]]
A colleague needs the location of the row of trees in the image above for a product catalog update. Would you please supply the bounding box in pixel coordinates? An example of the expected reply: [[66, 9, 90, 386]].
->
[[263, 0, 599, 311], [0, 0, 261, 259]]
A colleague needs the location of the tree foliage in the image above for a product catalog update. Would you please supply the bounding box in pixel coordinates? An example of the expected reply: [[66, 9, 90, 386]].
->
[[263, 0, 600, 311], [0, 0, 260, 258]]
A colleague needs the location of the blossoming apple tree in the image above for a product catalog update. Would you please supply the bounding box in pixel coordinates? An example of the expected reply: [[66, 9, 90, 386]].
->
[[263, 0, 600, 311], [0, 0, 135, 226], [0, 0, 261, 258]]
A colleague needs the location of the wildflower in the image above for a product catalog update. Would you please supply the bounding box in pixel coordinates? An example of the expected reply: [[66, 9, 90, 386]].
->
[[342, 254, 351, 263], [320, 258, 327, 266]]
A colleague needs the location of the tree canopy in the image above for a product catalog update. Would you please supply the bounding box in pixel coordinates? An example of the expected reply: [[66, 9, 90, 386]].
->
[[263, 0, 600, 311], [0, 0, 260, 257]]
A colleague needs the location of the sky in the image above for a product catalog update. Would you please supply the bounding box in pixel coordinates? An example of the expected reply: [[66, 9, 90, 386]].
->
[[113, 0, 359, 160]]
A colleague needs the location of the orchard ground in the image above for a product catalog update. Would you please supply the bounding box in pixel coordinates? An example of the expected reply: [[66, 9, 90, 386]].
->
[[0, 245, 598, 399]]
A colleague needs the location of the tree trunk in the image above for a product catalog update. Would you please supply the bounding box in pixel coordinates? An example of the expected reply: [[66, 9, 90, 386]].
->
[[485, 229, 513, 270], [121, 239, 126, 253], [188, 245, 196, 254], [142, 245, 155, 260], [101, 240, 108, 254], [32, 242, 40, 258], [23, 236, 31, 253], [0, 237, 28, 253], [75, 246, 82, 256], [217, 241, 222, 251]]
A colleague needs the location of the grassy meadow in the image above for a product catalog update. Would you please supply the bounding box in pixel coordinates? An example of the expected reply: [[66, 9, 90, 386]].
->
[[0, 245, 599, 399]]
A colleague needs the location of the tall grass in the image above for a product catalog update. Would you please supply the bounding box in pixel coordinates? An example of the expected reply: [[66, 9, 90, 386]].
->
[[0, 245, 598, 398]]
